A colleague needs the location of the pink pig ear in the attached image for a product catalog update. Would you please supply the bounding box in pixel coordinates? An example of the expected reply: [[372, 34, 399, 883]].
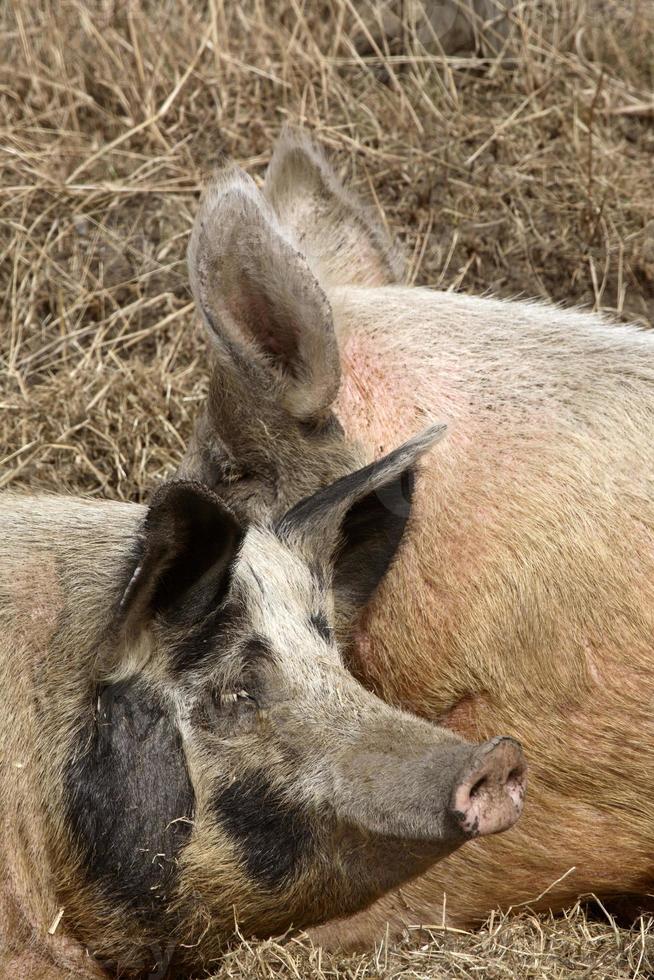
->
[[187, 165, 341, 422], [264, 126, 404, 288]]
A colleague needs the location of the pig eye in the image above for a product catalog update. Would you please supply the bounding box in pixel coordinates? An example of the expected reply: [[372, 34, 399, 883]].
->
[[213, 688, 259, 711], [217, 689, 255, 704], [310, 611, 334, 643]]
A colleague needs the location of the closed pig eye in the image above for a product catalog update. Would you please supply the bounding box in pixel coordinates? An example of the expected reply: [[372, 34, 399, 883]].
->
[[205, 687, 261, 735], [212, 688, 259, 711], [310, 612, 334, 643]]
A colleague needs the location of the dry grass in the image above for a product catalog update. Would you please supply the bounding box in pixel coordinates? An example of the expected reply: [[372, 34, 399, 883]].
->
[[215, 903, 654, 979], [1, 0, 654, 976]]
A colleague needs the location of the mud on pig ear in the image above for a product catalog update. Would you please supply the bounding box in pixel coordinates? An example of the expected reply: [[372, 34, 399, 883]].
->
[[118, 482, 244, 636], [277, 424, 446, 621]]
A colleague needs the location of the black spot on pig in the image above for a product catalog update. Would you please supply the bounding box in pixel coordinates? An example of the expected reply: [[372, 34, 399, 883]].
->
[[211, 771, 313, 888], [65, 679, 194, 920], [169, 596, 243, 675], [310, 611, 333, 643]]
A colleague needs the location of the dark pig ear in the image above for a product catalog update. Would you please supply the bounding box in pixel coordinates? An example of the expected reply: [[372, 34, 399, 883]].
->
[[119, 482, 244, 636], [187, 164, 340, 422], [278, 424, 446, 618]]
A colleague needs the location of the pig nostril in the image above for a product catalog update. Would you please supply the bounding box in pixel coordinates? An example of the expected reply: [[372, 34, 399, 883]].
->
[[469, 776, 487, 799], [454, 740, 526, 838]]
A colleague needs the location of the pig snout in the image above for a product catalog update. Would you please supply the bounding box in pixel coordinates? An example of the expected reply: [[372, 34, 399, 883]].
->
[[451, 736, 526, 838]]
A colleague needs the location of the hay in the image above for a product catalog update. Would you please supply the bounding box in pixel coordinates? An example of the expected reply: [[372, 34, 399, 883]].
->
[[1, 0, 653, 976], [2, 0, 653, 498], [215, 903, 654, 979]]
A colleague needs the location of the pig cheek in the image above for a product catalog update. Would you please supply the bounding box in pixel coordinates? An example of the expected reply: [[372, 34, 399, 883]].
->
[[63, 679, 195, 919], [209, 769, 316, 891]]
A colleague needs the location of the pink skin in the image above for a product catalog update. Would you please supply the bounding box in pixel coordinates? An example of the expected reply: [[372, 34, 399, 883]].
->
[[452, 737, 527, 838]]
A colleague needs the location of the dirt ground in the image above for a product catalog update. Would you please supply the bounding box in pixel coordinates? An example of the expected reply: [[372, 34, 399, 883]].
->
[[1, 1, 654, 976]]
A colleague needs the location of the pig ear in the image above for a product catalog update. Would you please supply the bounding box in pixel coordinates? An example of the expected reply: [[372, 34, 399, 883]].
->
[[188, 164, 340, 421], [279, 424, 446, 618], [119, 482, 243, 635], [264, 127, 404, 288]]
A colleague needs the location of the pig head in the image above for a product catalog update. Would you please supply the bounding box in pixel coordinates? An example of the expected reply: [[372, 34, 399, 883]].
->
[[0, 433, 525, 977]]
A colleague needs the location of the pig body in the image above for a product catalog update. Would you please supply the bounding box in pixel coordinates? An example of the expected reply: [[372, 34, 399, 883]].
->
[[180, 128, 654, 942], [326, 286, 654, 936]]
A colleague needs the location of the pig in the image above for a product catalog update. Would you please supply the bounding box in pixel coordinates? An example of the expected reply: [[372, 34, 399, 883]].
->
[[178, 127, 654, 943], [0, 444, 526, 978]]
